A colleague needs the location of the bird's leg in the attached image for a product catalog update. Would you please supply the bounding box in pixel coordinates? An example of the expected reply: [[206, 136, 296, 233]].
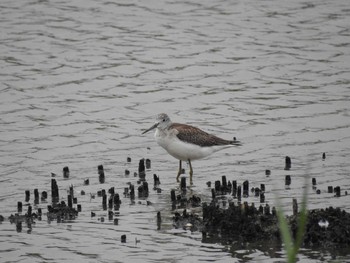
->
[[188, 159, 193, 185], [176, 160, 182, 182]]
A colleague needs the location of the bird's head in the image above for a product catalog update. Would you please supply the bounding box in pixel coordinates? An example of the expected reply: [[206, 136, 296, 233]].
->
[[142, 113, 171, 134]]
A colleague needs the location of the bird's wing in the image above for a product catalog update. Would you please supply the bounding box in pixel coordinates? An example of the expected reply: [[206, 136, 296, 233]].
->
[[170, 123, 232, 147]]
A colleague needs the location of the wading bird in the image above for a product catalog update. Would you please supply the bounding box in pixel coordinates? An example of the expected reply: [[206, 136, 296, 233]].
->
[[142, 113, 240, 185]]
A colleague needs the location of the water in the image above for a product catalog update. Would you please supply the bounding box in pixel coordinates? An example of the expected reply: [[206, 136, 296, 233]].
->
[[1, 0, 350, 262]]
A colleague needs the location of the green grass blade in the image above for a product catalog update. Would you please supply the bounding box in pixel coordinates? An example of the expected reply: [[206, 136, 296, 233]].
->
[[277, 205, 296, 262], [294, 181, 309, 254]]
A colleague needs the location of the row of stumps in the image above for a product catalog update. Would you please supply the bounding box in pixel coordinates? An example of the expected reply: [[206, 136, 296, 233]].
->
[[168, 177, 202, 232], [169, 171, 273, 236], [10, 177, 81, 233], [170, 185, 201, 211], [4, 153, 350, 247], [285, 175, 345, 196], [6, 158, 155, 237], [92, 159, 160, 244], [284, 155, 347, 197], [98, 158, 162, 244], [170, 187, 350, 247], [201, 200, 279, 242], [169, 154, 350, 248], [208, 176, 266, 203], [169, 173, 276, 239]]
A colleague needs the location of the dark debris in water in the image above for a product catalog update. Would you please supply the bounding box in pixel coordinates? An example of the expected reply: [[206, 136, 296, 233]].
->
[[172, 199, 350, 248], [293, 206, 350, 248], [202, 201, 279, 243], [172, 209, 202, 231], [1, 160, 350, 252], [47, 202, 79, 222]]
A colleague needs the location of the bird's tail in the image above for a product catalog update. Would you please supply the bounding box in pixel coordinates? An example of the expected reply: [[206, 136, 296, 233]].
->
[[230, 137, 242, 146]]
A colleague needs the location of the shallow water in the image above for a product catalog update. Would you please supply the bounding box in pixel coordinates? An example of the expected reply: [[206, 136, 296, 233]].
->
[[1, 0, 350, 262]]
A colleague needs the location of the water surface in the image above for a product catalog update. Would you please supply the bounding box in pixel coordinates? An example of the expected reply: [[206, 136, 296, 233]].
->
[[1, 0, 350, 262]]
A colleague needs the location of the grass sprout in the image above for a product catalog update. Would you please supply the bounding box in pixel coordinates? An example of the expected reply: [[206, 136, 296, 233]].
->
[[277, 175, 309, 263]]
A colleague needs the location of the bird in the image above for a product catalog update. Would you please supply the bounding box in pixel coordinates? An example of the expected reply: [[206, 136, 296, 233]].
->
[[142, 113, 240, 185]]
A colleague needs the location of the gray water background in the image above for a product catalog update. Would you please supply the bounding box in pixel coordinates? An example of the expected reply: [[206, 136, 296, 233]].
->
[[1, 0, 350, 262]]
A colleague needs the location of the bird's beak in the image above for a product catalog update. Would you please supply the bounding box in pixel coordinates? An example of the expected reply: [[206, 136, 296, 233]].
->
[[142, 122, 159, 134]]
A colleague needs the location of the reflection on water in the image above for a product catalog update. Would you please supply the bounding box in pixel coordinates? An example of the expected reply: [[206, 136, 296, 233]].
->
[[1, 0, 350, 262]]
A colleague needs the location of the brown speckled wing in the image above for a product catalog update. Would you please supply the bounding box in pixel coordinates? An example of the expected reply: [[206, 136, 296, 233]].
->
[[170, 123, 232, 147]]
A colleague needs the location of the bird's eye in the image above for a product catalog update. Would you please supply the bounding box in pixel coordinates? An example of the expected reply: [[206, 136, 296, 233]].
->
[[163, 119, 166, 122]]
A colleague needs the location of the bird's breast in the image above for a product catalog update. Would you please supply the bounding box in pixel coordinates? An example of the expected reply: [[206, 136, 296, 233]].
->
[[154, 129, 218, 161]]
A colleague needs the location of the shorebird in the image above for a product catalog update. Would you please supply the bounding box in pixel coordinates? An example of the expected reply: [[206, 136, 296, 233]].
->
[[142, 113, 240, 185]]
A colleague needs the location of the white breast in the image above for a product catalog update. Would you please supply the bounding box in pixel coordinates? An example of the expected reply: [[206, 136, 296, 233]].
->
[[154, 128, 228, 161]]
